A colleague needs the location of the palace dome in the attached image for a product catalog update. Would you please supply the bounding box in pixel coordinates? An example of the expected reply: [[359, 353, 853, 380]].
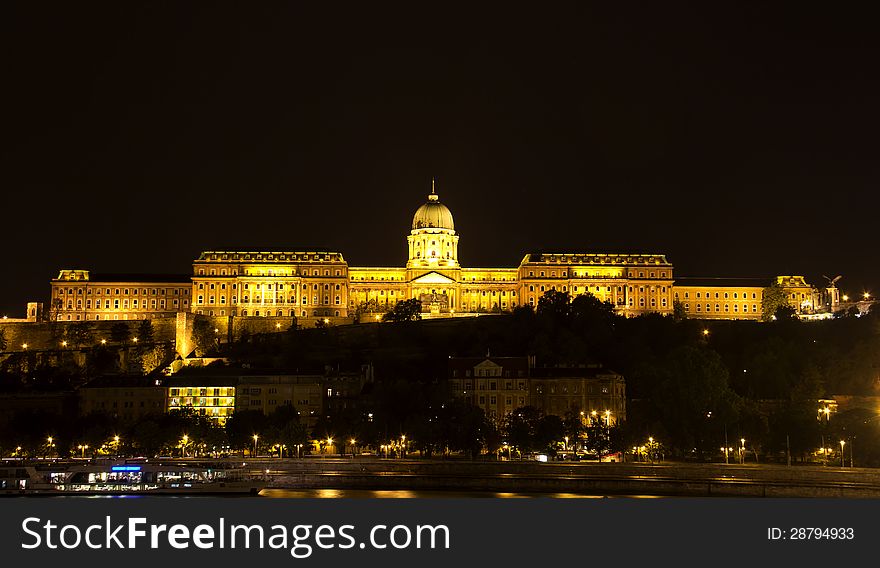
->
[[412, 193, 454, 230]]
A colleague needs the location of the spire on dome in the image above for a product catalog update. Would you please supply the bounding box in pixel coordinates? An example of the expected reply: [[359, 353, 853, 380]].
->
[[429, 177, 438, 202]]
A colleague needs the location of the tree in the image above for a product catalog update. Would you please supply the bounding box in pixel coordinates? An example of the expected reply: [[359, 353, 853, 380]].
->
[[774, 304, 797, 320], [225, 410, 269, 454], [267, 405, 309, 456], [536, 289, 571, 323], [110, 322, 132, 345], [192, 319, 217, 356], [66, 322, 95, 348], [643, 345, 741, 457], [353, 299, 389, 323], [761, 284, 788, 322], [503, 406, 542, 454], [382, 298, 422, 322], [48, 298, 63, 322], [673, 300, 687, 321], [535, 414, 564, 453], [136, 319, 154, 344]]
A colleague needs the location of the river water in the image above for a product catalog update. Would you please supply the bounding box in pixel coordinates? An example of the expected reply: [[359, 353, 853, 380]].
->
[[260, 489, 663, 498]]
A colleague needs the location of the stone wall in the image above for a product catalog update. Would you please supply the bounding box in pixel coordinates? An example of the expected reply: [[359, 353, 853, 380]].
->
[[0, 318, 177, 353]]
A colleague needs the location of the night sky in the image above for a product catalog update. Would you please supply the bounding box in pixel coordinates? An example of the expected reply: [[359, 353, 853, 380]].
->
[[2, 4, 878, 316]]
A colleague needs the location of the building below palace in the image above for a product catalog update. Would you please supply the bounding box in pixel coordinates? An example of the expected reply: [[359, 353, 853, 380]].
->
[[13, 185, 841, 331], [73, 368, 372, 427], [448, 356, 626, 426]]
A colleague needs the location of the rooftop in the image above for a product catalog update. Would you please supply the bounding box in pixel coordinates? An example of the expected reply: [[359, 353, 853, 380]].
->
[[675, 276, 770, 288]]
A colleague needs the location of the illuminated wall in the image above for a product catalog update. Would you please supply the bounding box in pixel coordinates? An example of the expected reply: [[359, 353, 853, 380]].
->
[[167, 383, 236, 425], [192, 251, 349, 320], [50, 270, 190, 321]]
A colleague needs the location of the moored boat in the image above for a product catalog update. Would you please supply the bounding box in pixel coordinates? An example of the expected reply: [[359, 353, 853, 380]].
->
[[1, 461, 266, 495]]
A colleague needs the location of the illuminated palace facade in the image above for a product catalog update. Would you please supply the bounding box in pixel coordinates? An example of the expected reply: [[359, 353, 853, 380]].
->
[[46, 189, 833, 323]]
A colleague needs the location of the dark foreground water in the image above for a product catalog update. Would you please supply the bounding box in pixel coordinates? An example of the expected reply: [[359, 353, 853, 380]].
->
[[260, 489, 663, 498]]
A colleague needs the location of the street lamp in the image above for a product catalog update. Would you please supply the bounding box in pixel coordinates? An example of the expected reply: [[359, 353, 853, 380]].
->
[[77, 444, 89, 459], [702, 329, 710, 337], [326, 437, 333, 455], [252, 434, 259, 458], [740, 438, 746, 464], [840, 440, 846, 467]]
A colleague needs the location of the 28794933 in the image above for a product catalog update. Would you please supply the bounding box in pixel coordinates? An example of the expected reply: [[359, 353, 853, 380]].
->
[[768, 528, 854, 540]]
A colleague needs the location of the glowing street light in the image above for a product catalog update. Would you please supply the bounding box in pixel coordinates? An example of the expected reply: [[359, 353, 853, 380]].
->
[[132, 337, 139, 343], [61, 341, 67, 347], [864, 292, 871, 300], [77, 444, 89, 459], [702, 329, 710, 337], [840, 440, 846, 467], [21, 343, 28, 350], [100, 339, 107, 345], [252, 434, 259, 457]]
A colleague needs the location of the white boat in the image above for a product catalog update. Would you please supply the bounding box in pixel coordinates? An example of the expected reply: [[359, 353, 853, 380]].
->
[[1, 462, 266, 495]]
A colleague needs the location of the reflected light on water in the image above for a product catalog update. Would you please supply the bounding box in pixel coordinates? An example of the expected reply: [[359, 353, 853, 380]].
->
[[259, 489, 666, 499]]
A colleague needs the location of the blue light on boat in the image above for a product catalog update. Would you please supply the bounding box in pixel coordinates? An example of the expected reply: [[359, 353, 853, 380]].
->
[[111, 466, 142, 472]]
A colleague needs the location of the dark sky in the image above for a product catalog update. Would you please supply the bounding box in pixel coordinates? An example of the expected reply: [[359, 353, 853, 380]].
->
[[2, 4, 878, 315]]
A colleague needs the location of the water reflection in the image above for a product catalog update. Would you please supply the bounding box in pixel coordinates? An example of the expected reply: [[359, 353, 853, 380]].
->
[[260, 489, 663, 499]]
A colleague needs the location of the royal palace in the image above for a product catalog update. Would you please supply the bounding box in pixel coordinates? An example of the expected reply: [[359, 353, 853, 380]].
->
[[38, 187, 839, 326]]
